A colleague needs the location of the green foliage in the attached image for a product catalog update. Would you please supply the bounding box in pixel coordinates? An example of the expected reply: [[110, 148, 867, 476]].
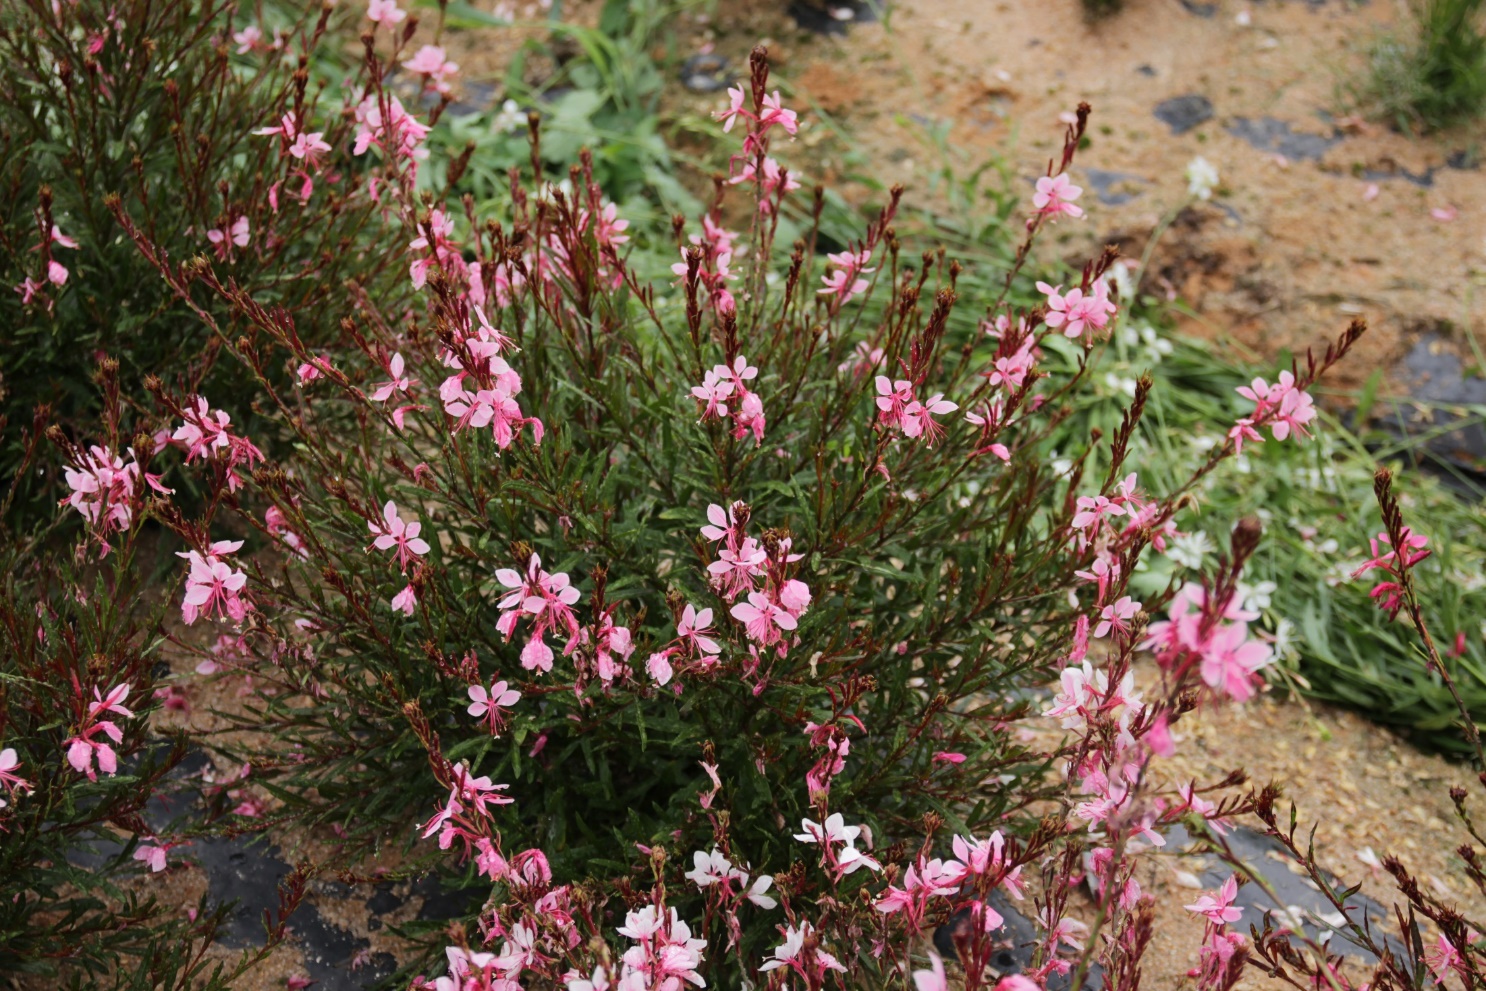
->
[[0, 0, 402, 520], [1064, 310, 1486, 752], [430, 0, 702, 215], [1365, 0, 1486, 131], [0, 504, 222, 985]]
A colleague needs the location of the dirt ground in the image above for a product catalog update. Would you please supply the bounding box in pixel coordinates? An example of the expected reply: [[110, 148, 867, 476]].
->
[[1140, 686, 1486, 988]]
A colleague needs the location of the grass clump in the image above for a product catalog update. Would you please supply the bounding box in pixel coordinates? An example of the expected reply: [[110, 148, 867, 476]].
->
[[1365, 0, 1486, 131]]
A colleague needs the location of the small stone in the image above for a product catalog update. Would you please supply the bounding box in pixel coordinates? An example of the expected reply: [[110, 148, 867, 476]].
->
[[1154, 94, 1214, 135]]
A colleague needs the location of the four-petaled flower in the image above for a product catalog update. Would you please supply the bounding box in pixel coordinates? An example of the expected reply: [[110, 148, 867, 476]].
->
[[1185, 875, 1244, 925], [1033, 172, 1084, 221]]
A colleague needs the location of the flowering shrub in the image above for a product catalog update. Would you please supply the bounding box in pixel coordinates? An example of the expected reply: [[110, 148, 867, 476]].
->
[[0, 383, 297, 985], [0, 0, 403, 516], [76, 21, 1415, 984]]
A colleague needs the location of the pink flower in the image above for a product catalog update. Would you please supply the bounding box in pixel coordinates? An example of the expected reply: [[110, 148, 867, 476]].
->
[[1236, 370, 1315, 441], [759, 922, 846, 982], [134, 841, 169, 873], [1044, 660, 1107, 729], [179, 544, 249, 625], [995, 978, 1041, 991], [0, 747, 33, 804], [171, 396, 263, 489], [1425, 932, 1465, 983], [206, 216, 249, 260], [690, 369, 735, 420], [1071, 494, 1125, 531], [15, 276, 43, 304], [368, 500, 431, 573], [1227, 418, 1262, 453], [370, 353, 416, 403], [901, 394, 958, 447], [731, 592, 797, 649], [288, 129, 332, 165], [495, 554, 582, 671], [391, 584, 417, 615], [232, 25, 263, 53], [758, 91, 799, 135], [1037, 279, 1116, 339], [1185, 875, 1243, 925], [714, 85, 747, 131], [838, 341, 885, 377], [89, 682, 135, 721], [1094, 595, 1141, 639], [1199, 623, 1272, 700], [63, 682, 135, 782], [677, 604, 721, 657], [351, 93, 431, 164], [647, 651, 674, 686], [468, 680, 521, 735], [1271, 386, 1316, 441], [729, 158, 800, 211], [818, 249, 873, 304], [1033, 172, 1084, 220], [984, 338, 1036, 391], [912, 952, 949, 991], [875, 377, 914, 431], [366, 0, 406, 28], [403, 45, 459, 93]]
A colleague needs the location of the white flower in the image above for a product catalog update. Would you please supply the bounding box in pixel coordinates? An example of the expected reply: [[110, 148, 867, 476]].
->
[[685, 848, 744, 889], [1166, 531, 1214, 570], [491, 99, 524, 133], [1186, 156, 1219, 200], [1238, 580, 1277, 613], [1266, 618, 1301, 660], [746, 874, 778, 909], [1108, 260, 1138, 301], [1137, 322, 1174, 359]]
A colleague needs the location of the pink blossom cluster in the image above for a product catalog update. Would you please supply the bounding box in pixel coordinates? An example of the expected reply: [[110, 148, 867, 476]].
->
[[645, 603, 721, 689], [178, 539, 251, 625], [253, 112, 332, 203], [62, 444, 171, 555], [672, 225, 739, 317], [495, 554, 582, 673], [699, 502, 810, 658], [171, 396, 264, 492], [690, 355, 766, 445], [421, 764, 515, 852], [1229, 369, 1317, 451], [404, 45, 459, 95], [1350, 527, 1430, 620], [15, 220, 75, 306], [439, 308, 543, 452], [352, 92, 432, 173], [1145, 582, 1274, 702], [1184, 875, 1247, 988], [876, 832, 1025, 936], [64, 683, 134, 781], [875, 377, 958, 447], [818, 248, 873, 305], [1068, 472, 1167, 553], [1035, 277, 1116, 339]]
